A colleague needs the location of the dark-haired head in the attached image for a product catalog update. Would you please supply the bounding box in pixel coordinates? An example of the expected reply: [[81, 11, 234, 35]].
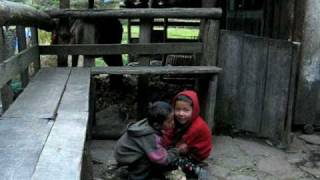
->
[[147, 101, 173, 130]]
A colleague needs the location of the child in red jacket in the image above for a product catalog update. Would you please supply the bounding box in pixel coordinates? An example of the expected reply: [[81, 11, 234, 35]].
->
[[162, 90, 212, 179]]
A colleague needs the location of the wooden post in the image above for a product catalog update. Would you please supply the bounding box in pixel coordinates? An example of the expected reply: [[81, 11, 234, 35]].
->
[[31, 27, 40, 73], [283, 42, 300, 146], [57, 0, 70, 67], [16, 26, 29, 88], [137, 18, 152, 119], [198, 19, 220, 130]]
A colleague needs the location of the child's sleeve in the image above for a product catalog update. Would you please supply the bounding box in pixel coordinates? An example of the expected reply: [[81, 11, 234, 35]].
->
[[140, 134, 178, 165], [160, 128, 174, 148]]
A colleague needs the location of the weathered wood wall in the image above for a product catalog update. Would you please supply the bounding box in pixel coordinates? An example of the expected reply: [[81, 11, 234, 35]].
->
[[216, 30, 298, 144]]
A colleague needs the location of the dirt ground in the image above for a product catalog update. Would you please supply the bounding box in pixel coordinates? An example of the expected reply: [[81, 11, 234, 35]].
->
[[91, 75, 320, 180]]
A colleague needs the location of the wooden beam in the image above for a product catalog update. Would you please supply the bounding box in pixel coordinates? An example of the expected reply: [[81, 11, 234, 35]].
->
[[0, 0, 53, 30], [0, 46, 39, 88], [39, 43, 203, 55], [47, 8, 222, 19], [91, 66, 222, 75]]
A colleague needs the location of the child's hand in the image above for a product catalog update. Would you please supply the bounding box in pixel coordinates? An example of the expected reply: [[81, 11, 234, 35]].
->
[[176, 143, 188, 154]]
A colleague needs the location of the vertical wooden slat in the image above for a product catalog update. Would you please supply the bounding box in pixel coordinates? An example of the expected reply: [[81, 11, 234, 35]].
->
[[198, 19, 220, 129], [16, 26, 29, 88], [260, 40, 292, 140], [237, 35, 268, 133], [216, 30, 243, 126], [137, 18, 152, 119], [283, 42, 300, 146], [58, 0, 70, 67], [31, 27, 40, 73]]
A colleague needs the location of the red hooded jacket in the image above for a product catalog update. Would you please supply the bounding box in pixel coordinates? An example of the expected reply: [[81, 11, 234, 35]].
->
[[162, 90, 212, 161]]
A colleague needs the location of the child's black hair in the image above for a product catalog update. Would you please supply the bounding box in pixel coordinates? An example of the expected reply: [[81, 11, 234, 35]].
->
[[175, 95, 193, 107], [147, 101, 173, 128]]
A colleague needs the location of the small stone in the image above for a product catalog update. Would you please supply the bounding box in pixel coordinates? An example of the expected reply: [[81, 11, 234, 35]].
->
[[299, 135, 320, 145]]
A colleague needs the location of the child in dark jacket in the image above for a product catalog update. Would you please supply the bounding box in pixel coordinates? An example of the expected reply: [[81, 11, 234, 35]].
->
[[162, 90, 212, 179], [114, 101, 178, 180]]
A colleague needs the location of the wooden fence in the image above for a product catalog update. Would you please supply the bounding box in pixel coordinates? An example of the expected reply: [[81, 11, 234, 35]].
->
[[216, 30, 300, 145]]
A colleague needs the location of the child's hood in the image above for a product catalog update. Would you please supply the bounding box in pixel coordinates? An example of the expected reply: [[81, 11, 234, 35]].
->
[[174, 90, 200, 120], [127, 118, 155, 137]]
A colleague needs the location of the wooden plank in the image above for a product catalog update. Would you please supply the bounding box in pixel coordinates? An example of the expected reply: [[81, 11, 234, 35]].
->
[[57, 68, 91, 112], [216, 30, 243, 126], [200, 20, 220, 66], [0, 46, 39, 88], [0, 0, 53, 30], [47, 8, 223, 19], [39, 43, 203, 55], [0, 117, 54, 180], [0, 27, 5, 62], [203, 75, 218, 130], [32, 113, 89, 180], [237, 35, 268, 133], [92, 66, 221, 75], [283, 42, 300, 146], [198, 19, 220, 129], [32, 68, 91, 180], [2, 68, 71, 119], [260, 39, 293, 140], [16, 26, 29, 88]]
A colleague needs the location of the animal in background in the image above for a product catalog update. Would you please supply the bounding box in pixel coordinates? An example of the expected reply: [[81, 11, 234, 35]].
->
[[69, 18, 123, 67]]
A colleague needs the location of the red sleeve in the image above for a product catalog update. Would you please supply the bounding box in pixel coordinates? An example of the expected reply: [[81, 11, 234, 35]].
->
[[181, 117, 212, 161], [161, 128, 174, 148]]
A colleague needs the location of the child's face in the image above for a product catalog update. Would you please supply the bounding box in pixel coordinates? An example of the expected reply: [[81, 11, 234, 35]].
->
[[174, 100, 193, 125], [162, 112, 174, 129]]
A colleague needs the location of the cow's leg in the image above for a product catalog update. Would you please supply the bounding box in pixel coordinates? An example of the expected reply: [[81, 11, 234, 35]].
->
[[72, 55, 78, 67], [83, 56, 95, 67], [79, 21, 96, 67], [103, 55, 123, 87]]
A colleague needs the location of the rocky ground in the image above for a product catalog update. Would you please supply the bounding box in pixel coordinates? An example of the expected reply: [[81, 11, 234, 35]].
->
[[91, 75, 320, 180], [90, 134, 320, 180]]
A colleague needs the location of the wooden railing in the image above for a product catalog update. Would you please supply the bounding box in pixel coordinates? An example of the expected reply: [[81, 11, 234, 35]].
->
[[0, 1, 222, 179]]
